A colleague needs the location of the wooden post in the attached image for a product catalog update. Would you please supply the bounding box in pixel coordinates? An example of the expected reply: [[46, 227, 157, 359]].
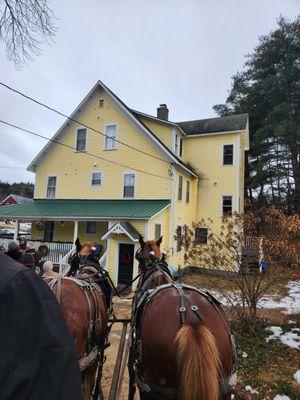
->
[[13, 220, 20, 241], [73, 220, 78, 244]]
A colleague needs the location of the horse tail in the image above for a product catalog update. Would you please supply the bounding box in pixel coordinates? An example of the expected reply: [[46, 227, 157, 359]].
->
[[175, 324, 221, 400]]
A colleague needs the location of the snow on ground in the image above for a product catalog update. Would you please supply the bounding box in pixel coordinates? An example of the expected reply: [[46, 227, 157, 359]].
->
[[245, 385, 259, 394], [210, 280, 300, 314], [293, 370, 300, 384], [266, 326, 300, 350], [273, 396, 291, 400], [259, 281, 300, 314]]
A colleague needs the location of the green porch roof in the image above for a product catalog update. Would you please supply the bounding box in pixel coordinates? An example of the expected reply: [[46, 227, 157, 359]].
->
[[0, 199, 170, 220]]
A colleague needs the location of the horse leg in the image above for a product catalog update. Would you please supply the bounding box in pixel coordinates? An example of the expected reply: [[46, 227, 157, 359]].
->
[[82, 363, 98, 400], [128, 352, 136, 400]]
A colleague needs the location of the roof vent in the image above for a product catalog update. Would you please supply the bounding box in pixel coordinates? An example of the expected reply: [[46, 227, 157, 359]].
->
[[157, 104, 169, 121]]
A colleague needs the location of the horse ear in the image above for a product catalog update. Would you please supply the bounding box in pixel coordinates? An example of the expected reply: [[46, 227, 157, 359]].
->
[[75, 238, 81, 252], [139, 235, 145, 248], [156, 236, 163, 247]]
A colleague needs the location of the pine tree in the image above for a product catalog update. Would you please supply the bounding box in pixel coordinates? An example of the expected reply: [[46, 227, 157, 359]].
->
[[214, 16, 300, 213]]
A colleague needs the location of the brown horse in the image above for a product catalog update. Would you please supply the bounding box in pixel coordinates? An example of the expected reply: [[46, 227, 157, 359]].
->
[[45, 239, 112, 400], [129, 236, 236, 400]]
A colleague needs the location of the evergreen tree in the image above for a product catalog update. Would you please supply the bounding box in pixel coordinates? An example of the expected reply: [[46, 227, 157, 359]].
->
[[214, 16, 300, 213]]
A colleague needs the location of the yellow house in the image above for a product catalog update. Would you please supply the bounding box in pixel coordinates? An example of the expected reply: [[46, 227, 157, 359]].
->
[[0, 80, 249, 285]]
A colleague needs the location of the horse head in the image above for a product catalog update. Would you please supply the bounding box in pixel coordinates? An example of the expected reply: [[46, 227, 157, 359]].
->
[[137, 235, 163, 269], [68, 238, 100, 276]]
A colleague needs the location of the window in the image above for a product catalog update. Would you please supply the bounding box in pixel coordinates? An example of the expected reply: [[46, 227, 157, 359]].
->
[[43, 221, 54, 241], [99, 99, 104, 108], [76, 128, 87, 151], [154, 224, 161, 241], [184, 225, 189, 250], [175, 134, 183, 157], [46, 176, 57, 198], [222, 196, 233, 216], [186, 180, 190, 203], [86, 221, 97, 234], [195, 227, 208, 244], [178, 175, 183, 201], [123, 173, 135, 198], [176, 225, 182, 252], [91, 172, 102, 187], [223, 144, 234, 165], [105, 124, 117, 149], [179, 137, 183, 157]]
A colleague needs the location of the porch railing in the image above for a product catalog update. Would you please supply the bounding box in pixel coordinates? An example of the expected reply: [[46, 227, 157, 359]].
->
[[0, 238, 73, 265]]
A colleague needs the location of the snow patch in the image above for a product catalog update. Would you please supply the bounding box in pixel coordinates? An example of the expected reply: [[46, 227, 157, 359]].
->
[[294, 370, 300, 384], [245, 385, 259, 394], [259, 281, 300, 314], [273, 396, 291, 400], [266, 326, 300, 350]]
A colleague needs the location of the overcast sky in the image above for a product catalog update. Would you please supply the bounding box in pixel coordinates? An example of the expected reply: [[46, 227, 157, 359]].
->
[[0, 0, 299, 184]]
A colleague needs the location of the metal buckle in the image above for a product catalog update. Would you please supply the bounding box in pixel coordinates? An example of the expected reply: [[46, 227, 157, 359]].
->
[[191, 305, 198, 311], [179, 306, 186, 312]]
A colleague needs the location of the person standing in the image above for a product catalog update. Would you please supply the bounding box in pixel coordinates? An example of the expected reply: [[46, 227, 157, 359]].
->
[[0, 253, 83, 400], [5, 241, 21, 262]]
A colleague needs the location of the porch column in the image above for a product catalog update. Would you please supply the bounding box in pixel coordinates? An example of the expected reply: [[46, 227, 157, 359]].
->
[[13, 220, 20, 241], [73, 220, 79, 244]]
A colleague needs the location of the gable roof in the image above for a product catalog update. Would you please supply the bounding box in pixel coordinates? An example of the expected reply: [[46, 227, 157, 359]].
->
[[101, 221, 140, 242], [27, 80, 197, 177], [0, 194, 33, 205], [177, 114, 248, 136]]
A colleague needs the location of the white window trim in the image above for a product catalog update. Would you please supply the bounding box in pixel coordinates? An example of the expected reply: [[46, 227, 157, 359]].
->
[[74, 128, 88, 152], [173, 130, 183, 158], [103, 123, 118, 150], [46, 175, 58, 199], [90, 170, 103, 188], [154, 222, 162, 241], [122, 172, 137, 199], [85, 221, 98, 235], [195, 226, 210, 245], [178, 175, 183, 202], [222, 143, 235, 166], [221, 195, 234, 217]]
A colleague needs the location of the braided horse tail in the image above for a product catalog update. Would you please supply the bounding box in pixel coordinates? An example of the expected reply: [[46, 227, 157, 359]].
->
[[175, 323, 221, 400]]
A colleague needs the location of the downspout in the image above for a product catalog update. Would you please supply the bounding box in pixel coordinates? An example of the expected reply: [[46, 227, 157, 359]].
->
[[169, 164, 175, 269], [236, 134, 241, 213]]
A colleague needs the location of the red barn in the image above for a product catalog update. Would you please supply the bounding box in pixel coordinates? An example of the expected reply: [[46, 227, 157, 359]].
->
[[0, 194, 33, 207]]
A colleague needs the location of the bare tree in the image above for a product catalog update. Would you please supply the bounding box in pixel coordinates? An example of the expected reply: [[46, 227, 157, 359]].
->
[[184, 208, 299, 328], [0, 0, 57, 67]]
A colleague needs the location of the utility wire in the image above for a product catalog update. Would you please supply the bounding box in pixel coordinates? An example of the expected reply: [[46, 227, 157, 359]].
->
[[0, 82, 170, 164], [0, 119, 170, 181]]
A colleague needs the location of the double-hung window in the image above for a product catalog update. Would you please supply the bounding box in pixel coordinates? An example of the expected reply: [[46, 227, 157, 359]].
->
[[186, 180, 190, 203], [222, 196, 233, 216], [195, 227, 208, 244], [178, 175, 183, 201], [91, 172, 102, 187], [223, 144, 234, 165], [46, 176, 57, 198], [105, 124, 117, 149], [86, 221, 97, 234], [154, 224, 162, 241], [123, 173, 135, 198], [175, 134, 183, 157], [76, 128, 87, 151]]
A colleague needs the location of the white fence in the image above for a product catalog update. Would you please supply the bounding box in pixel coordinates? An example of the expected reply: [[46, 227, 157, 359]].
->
[[0, 238, 73, 264]]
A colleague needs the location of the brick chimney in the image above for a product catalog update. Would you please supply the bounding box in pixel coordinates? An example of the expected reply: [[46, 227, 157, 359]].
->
[[157, 104, 169, 121]]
